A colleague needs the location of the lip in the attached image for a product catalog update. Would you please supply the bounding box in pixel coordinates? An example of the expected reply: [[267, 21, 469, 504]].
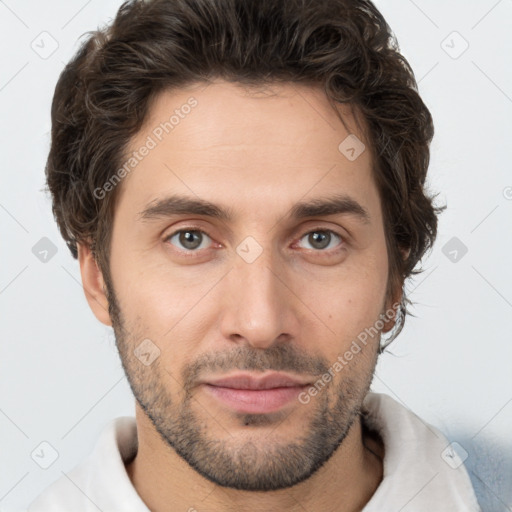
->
[[199, 372, 313, 414], [202, 371, 313, 390]]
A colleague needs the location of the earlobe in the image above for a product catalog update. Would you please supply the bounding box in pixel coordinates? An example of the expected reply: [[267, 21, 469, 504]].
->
[[381, 300, 399, 333], [381, 246, 409, 333], [381, 286, 403, 334], [77, 242, 112, 326]]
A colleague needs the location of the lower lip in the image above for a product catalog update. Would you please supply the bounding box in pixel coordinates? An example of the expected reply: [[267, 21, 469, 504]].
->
[[202, 384, 308, 414]]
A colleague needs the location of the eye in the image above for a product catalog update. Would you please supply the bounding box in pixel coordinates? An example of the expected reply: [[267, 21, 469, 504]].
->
[[165, 229, 212, 251], [296, 229, 343, 251]]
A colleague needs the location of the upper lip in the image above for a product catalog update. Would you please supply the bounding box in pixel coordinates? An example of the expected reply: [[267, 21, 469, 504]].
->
[[201, 372, 313, 390]]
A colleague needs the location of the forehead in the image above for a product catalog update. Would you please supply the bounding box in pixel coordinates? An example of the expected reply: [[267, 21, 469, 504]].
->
[[135, 79, 369, 154], [116, 80, 378, 221]]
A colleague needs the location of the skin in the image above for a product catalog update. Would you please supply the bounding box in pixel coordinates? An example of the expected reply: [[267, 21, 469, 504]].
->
[[78, 80, 401, 512]]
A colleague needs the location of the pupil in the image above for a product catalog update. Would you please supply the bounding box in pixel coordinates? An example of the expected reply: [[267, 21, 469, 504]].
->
[[310, 231, 330, 249], [180, 230, 201, 249]]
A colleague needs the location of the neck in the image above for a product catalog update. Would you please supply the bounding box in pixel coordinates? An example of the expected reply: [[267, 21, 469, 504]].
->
[[126, 404, 384, 512]]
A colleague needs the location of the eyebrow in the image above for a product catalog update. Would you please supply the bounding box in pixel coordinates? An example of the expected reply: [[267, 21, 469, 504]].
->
[[137, 193, 371, 225]]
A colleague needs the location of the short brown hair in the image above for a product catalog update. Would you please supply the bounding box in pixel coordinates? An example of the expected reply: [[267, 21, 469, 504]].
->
[[45, 0, 443, 349]]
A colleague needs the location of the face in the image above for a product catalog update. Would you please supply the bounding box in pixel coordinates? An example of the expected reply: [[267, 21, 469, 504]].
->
[[100, 80, 393, 491]]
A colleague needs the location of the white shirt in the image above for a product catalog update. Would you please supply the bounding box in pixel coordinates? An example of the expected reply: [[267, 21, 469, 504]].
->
[[27, 392, 481, 511]]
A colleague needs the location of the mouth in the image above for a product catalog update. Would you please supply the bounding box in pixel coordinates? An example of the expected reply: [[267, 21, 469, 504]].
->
[[199, 372, 313, 414]]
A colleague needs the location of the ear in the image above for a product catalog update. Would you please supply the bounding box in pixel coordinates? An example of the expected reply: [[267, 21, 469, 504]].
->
[[77, 242, 112, 326], [381, 246, 409, 333], [381, 287, 402, 333]]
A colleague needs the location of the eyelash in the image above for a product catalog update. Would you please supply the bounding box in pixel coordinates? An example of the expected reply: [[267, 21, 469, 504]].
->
[[163, 226, 345, 255]]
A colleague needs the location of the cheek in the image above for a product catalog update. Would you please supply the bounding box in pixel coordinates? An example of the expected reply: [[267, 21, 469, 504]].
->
[[112, 256, 208, 325], [309, 259, 388, 349], [117, 270, 216, 353]]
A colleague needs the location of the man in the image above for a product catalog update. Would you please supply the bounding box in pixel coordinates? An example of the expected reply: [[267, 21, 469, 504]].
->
[[28, 0, 480, 510]]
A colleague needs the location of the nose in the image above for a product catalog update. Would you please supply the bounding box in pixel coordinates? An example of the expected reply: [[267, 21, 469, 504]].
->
[[218, 246, 299, 350]]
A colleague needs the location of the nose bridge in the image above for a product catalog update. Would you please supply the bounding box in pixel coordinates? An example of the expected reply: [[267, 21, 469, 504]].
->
[[220, 240, 293, 348]]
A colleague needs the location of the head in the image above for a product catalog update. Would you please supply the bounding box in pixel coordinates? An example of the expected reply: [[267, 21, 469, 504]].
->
[[46, 0, 442, 492]]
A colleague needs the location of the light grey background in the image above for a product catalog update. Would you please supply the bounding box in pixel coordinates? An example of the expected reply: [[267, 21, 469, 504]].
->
[[1, 1, 511, 511]]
